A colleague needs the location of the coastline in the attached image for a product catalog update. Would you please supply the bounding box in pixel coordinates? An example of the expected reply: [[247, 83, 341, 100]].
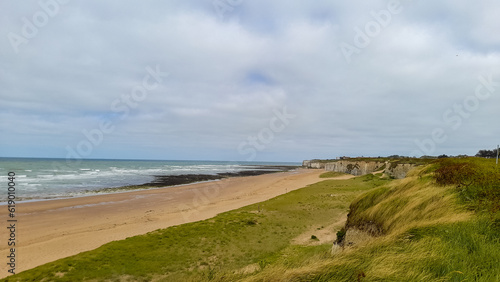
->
[[0, 168, 323, 277], [1, 165, 299, 204], [82, 165, 299, 194]]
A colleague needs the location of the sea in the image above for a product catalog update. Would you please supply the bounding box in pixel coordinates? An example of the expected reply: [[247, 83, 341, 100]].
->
[[0, 158, 300, 203]]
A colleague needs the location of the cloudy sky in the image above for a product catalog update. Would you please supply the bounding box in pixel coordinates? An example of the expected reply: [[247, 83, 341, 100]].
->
[[1, 0, 499, 162]]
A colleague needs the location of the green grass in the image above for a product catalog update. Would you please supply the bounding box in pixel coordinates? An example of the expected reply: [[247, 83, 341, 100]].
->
[[4, 175, 388, 281], [245, 158, 500, 281], [319, 171, 348, 178], [302, 217, 500, 281]]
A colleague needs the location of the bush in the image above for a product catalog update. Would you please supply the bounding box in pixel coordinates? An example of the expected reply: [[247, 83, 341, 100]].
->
[[434, 158, 500, 213], [335, 228, 346, 244], [434, 160, 477, 187]]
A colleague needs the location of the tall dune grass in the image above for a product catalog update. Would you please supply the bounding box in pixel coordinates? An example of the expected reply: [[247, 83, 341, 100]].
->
[[248, 158, 500, 281]]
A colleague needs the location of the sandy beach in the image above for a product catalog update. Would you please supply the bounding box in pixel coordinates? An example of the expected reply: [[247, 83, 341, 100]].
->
[[0, 168, 323, 277]]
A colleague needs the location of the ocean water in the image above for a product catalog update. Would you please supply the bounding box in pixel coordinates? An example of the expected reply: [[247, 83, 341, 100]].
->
[[0, 158, 300, 202]]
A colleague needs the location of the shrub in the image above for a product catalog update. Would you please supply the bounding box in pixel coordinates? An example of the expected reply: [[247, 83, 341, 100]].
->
[[335, 228, 346, 244], [246, 220, 257, 226], [434, 158, 500, 213], [434, 160, 477, 187]]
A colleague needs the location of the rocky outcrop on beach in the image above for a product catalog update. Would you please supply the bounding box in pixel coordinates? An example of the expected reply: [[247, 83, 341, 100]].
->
[[384, 163, 416, 179], [302, 160, 326, 169], [303, 159, 418, 179], [324, 161, 385, 176]]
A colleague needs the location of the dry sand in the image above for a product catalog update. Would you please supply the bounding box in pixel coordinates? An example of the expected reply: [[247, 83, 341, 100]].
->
[[0, 168, 324, 277]]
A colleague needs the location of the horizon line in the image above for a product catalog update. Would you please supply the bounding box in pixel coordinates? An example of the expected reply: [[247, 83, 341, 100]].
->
[[0, 156, 302, 163]]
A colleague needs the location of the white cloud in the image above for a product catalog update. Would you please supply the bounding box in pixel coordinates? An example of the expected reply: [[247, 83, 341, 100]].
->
[[1, 0, 499, 161]]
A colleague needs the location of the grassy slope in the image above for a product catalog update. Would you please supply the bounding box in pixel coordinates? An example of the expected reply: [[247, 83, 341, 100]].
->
[[4, 175, 389, 281], [248, 158, 500, 281], [319, 171, 349, 178]]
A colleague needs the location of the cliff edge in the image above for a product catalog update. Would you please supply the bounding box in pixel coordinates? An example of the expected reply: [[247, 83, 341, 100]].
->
[[303, 158, 428, 179]]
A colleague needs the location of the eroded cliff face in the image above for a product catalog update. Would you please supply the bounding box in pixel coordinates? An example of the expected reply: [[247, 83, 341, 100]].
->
[[302, 160, 325, 169], [324, 161, 385, 176], [303, 160, 418, 179], [384, 163, 416, 179]]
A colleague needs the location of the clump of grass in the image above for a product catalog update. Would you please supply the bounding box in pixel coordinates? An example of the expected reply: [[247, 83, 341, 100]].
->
[[246, 219, 258, 226], [335, 228, 346, 244]]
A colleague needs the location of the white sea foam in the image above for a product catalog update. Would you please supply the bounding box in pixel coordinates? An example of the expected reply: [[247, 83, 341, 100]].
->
[[0, 158, 299, 202]]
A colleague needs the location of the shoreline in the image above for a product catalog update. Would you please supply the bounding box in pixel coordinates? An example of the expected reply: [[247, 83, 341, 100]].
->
[[2, 165, 299, 204], [85, 165, 299, 193], [0, 168, 323, 277]]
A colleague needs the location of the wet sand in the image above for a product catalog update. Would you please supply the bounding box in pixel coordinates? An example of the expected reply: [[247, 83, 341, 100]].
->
[[0, 168, 323, 277]]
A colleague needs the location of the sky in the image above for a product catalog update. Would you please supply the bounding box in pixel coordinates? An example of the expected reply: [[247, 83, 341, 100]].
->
[[1, 0, 499, 162]]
